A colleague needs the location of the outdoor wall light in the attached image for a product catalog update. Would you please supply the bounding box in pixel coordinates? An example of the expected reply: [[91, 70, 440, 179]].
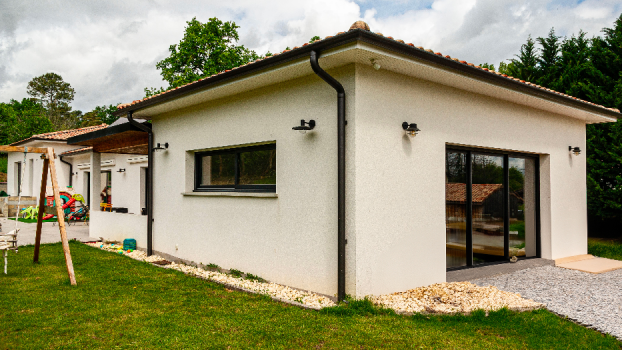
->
[[292, 119, 315, 134], [402, 122, 420, 137], [153, 142, 169, 152], [117, 168, 126, 173], [569, 146, 581, 156], [370, 58, 381, 71]]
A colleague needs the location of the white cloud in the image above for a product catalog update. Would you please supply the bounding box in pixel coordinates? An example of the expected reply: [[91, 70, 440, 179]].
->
[[0, 0, 620, 112]]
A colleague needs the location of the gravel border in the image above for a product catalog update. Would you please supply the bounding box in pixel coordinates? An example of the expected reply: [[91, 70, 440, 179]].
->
[[472, 265, 622, 340]]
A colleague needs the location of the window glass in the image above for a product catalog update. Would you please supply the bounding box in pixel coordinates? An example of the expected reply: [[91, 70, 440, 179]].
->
[[239, 149, 276, 185], [201, 154, 236, 186]]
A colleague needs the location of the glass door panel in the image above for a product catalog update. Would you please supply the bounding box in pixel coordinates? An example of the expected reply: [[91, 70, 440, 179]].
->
[[509, 157, 537, 258], [471, 154, 505, 265], [446, 151, 468, 268]]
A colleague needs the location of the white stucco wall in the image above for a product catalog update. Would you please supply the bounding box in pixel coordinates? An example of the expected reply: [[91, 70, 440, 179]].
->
[[69, 153, 147, 215], [150, 65, 356, 297], [352, 64, 587, 296], [7, 141, 78, 198], [90, 210, 147, 246]]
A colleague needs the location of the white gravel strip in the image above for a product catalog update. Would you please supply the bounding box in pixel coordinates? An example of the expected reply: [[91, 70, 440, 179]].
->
[[472, 266, 622, 340], [370, 281, 543, 314], [86, 243, 336, 308]]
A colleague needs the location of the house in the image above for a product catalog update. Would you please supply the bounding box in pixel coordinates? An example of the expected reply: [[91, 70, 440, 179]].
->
[[68, 21, 620, 299], [5, 121, 148, 225]]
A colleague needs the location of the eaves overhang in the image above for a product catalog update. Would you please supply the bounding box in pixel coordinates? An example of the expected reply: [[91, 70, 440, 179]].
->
[[114, 29, 620, 122], [67, 121, 151, 155]]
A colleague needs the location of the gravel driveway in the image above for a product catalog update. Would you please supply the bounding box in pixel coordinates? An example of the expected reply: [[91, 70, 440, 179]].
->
[[472, 266, 622, 340]]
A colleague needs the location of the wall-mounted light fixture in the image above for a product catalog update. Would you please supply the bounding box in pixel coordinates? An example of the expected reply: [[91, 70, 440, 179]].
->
[[569, 146, 581, 156], [117, 168, 126, 173], [153, 142, 169, 152], [402, 122, 420, 137], [292, 119, 315, 134], [370, 58, 381, 71]]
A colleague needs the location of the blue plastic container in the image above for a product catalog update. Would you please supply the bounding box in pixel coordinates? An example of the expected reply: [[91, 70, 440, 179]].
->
[[123, 238, 137, 251]]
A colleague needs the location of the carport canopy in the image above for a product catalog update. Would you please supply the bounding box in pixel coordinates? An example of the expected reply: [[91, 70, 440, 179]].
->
[[67, 118, 150, 154]]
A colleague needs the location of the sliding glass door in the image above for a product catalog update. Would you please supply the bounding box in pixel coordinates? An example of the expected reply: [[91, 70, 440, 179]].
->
[[446, 148, 539, 269]]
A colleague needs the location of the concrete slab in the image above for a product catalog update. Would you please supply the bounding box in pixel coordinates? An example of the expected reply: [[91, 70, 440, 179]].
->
[[557, 257, 622, 274], [447, 258, 555, 282], [0, 216, 92, 246]]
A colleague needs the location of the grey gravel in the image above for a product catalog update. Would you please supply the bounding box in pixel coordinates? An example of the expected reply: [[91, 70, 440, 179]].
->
[[472, 266, 622, 340]]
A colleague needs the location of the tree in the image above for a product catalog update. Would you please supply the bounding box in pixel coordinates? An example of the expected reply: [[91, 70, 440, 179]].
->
[[154, 17, 259, 90], [0, 99, 54, 145], [536, 28, 561, 87], [27, 72, 77, 130], [80, 104, 119, 127], [508, 35, 539, 82]]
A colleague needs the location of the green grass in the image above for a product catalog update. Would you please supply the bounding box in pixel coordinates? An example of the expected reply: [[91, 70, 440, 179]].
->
[[589, 238, 622, 261], [1, 242, 620, 349], [509, 221, 525, 239], [8, 217, 57, 223]]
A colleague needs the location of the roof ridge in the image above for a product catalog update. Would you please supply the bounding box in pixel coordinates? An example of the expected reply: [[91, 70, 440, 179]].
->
[[116, 22, 620, 115]]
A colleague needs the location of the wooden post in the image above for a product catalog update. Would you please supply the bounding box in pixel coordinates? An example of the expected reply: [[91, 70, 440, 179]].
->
[[46, 148, 77, 286], [33, 156, 49, 263]]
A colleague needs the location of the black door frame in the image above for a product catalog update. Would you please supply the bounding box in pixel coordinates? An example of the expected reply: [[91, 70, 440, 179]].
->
[[446, 145, 541, 271]]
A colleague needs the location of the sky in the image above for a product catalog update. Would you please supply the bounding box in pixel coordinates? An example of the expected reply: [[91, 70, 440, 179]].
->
[[0, 0, 620, 113]]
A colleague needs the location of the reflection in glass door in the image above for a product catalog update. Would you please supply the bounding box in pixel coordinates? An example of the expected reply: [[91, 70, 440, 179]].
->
[[446, 149, 539, 269]]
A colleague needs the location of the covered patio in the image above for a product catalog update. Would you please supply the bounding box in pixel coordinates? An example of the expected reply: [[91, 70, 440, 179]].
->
[[67, 119, 152, 250]]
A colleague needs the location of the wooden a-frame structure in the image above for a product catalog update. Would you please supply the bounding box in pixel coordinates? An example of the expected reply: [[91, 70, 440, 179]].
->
[[0, 145, 76, 285]]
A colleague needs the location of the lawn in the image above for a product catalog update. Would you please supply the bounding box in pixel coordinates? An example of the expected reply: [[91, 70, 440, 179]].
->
[[1, 243, 620, 349], [589, 238, 622, 261]]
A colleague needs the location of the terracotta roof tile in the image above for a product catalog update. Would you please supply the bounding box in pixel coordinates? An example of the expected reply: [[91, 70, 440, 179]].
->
[[116, 21, 621, 115], [446, 183, 503, 203], [60, 147, 92, 156], [11, 124, 108, 145]]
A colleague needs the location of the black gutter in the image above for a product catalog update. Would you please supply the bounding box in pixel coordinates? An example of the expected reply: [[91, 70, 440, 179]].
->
[[127, 111, 154, 256], [58, 155, 73, 187], [310, 50, 347, 303], [113, 29, 620, 120]]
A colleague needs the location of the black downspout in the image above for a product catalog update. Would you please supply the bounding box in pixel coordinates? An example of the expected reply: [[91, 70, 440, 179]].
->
[[59, 156, 73, 187], [127, 111, 154, 256], [310, 50, 346, 302]]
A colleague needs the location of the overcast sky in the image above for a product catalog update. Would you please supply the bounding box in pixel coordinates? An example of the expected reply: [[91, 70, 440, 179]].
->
[[1, 0, 620, 112]]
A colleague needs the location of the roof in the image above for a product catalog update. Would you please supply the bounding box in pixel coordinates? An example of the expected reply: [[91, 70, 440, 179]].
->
[[446, 183, 503, 204], [114, 21, 620, 120], [11, 124, 108, 146], [67, 120, 151, 155], [59, 147, 92, 156]]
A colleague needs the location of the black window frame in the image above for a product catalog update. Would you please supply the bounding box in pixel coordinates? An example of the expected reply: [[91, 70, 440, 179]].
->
[[194, 143, 276, 193]]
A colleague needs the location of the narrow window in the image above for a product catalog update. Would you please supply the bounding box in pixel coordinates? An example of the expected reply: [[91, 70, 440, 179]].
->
[[194, 144, 276, 192]]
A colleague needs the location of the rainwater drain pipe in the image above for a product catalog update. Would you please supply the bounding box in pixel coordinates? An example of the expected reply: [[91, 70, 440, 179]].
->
[[310, 50, 346, 302], [59, 156, 73, 187], [127, 111, 154, 256]]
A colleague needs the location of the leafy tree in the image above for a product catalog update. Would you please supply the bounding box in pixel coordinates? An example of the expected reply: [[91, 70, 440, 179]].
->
[[27, 72, 77, 130], [154, 17, 259, 90], [0, 99, 54, 145], [309, 36, 321, 43], [80, 104, 119, 127], [479, 62, 496, 71]]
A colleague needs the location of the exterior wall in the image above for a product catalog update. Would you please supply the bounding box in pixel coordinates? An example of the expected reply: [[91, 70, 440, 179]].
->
[[7, 141, 146, 218], [91, 210, 147, 246], [7, 141, 78, 198], [70, 153, 147, 215], [151, 65, 355, 297], [352, 64, 587, 296]]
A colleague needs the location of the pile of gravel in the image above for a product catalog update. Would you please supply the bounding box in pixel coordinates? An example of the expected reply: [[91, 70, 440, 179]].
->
[[370, 281, 543, 314], [473, 266, 622, 340]]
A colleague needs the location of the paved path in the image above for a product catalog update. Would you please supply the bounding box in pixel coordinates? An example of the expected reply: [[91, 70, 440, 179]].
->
[[473, 266, 622, 340], [0, 217, 93, 246]]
